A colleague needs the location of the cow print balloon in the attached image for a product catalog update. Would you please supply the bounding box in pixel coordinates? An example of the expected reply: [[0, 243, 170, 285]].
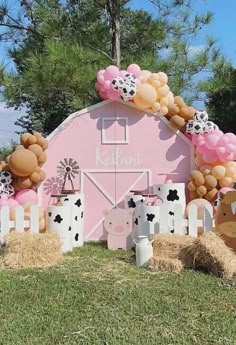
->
[[121, 83, 137, 102]]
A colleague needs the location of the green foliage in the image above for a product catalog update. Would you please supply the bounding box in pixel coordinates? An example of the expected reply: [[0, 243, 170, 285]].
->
[[0, 0, 223, 134], [200, 59, 236, 133], [0, 243, 236, 344], [0, 140, 17, 160]]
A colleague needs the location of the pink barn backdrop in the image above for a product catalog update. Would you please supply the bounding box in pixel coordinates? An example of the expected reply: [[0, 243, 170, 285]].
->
[[39, 99, 194, 240]]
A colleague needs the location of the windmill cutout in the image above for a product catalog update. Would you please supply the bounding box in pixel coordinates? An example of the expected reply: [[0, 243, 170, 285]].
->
[[57, 158, 80, 194]]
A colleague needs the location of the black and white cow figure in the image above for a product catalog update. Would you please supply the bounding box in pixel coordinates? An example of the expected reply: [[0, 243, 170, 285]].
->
[[125, 194, 144, 241]]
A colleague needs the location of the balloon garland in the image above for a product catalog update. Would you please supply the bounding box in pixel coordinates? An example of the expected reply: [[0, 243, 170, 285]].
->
[[96, 64, 236, 203]]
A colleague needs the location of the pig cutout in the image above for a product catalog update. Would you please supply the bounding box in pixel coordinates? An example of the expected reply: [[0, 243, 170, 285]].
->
[[103, 208, 134, 250]]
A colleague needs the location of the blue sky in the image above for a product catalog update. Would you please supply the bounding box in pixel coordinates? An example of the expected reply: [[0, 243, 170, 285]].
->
[[1, 0, 236, 145]]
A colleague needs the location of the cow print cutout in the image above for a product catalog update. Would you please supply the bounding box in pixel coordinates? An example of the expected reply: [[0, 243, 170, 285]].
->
[[75, 216, 78, 221], [158, 187, 161, 191], [75, 233, 79, 241], [128, 198, 136, 208], [54, 214, 63, 223], [75, 199, 82, 207], [48, 212, 52, 217], [146, 213, 155, 222], [81, 211, 83, 218], [68, 226, 72, 231], [141, 199, 144, 202], [134, 218, 138, 225], [64, 198, 69, 201], [169, 211, 174, 216], [170, 229, 174, 234], [1, 179, 6, 184], [167, 189, 179, 202]]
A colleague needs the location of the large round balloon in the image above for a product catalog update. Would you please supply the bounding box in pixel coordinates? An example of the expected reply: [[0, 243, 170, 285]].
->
[[8, 149, 38, 176], [15, 189, 38, 206]]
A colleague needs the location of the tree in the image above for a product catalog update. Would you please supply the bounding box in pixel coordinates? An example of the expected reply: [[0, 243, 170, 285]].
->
[[0, 140, 17, 160], [201, 59, 236, 133], [0, 0, 222, 135]]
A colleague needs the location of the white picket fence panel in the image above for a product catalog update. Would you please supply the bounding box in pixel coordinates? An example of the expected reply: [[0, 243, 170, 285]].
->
[[0, 206, 40, 242], [138, 203, 214, 237]]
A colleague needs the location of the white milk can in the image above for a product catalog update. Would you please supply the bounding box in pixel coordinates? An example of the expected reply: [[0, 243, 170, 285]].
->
[[134, 235, 153, 267]]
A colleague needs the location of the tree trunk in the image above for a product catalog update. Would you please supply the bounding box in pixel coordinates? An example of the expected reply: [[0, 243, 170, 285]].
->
[[107, 0, 121, 68]]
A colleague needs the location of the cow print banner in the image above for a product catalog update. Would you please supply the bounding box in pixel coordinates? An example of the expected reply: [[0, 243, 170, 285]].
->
[[61, 193, 84, 247], [47, 205, 73, 253]]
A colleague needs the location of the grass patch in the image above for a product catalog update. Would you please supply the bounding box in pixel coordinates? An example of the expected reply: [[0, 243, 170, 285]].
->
[[0, 242, 236, 345]]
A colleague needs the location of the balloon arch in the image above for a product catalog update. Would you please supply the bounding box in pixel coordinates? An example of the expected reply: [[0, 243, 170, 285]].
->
[[96, 64, 236, 203]]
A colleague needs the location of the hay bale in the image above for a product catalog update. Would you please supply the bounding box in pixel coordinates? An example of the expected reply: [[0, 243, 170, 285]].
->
[[148, 256, 183, 273], [2, 231, 64, 268], [152, 233, 195, 259], [181, 232, 236, 278]]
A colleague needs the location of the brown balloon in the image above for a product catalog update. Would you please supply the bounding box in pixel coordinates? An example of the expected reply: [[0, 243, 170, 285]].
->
[[28, 144, 43, 158], [38, 152, 47, 164], [204, 175, 217, 190], [8, 149, 38, 176], [197, 185, 207, 196], [170, 115, 185, 129], [191, 170, 205, 186], [30, 171, 41, 183], [17, 177, 33, 189], [205, 188, 218, 201]]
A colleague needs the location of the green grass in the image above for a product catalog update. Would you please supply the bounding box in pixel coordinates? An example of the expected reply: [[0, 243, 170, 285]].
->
[[0, 242, 236, 345]]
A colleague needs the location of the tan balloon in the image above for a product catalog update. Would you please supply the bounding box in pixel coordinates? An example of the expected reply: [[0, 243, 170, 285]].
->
[[157, 72, 168, 85], [211, 165, 226, 180], [152, 102, 161, 112], [139, 70, 152, 83], [197, 185, 207, 196], [137, 83, 157, 107], [170, 115, 185, 129], [160, 106, 168, 116], [9, 149, 38, 176], [28, 144, 43, 158], [204, 175, 217, 190], [157, 85, 170, 98]]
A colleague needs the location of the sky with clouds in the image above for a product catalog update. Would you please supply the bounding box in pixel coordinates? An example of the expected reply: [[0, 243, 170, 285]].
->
[[0, 0, 236, 146]]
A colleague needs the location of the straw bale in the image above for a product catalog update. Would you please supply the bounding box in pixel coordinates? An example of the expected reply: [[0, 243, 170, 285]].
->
[[148, 256, 183, 273], [152, 233, 195, 259], [1, 231, 64, 268], [181, 232, 236, 278]]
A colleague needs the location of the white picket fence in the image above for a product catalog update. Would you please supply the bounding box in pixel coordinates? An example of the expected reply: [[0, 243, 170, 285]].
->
[[138, 203, 215, 237], [0, 205, 40, 242]]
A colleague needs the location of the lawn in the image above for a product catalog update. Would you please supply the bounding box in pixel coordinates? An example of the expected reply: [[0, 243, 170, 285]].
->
[[0, 242, 236, 345]]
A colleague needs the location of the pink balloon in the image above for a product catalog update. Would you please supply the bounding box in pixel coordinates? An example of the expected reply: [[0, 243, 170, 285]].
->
[[224, 133, 236, 144], [127, 64, 141, 77], [225, 143, 235, 153], [135, 78, 141, 87], [192, 134, 205, 146], [104, 80, 111, 89], [106, 88, 121, 100], [104, 65, 119, 81], [119, 70, 127, 78], [196, 142, 207, 154], [216, 146, 226, 155], [15, 189, 38, 206], [202, 150, 218, 163], [205, 134, 219, 149], [97, 70, 105, 83], [99, 90, 108, 100], [218, 135, 230, 146], [218, 151, 234, 163], [8, 197, 19, 208]]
